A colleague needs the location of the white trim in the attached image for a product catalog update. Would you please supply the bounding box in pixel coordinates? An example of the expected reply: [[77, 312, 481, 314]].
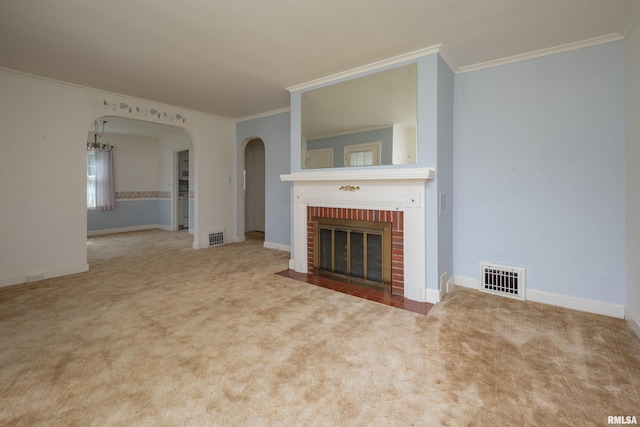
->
[[426, 288, 441, 304], [452, 275, 478, 289], [625, 307, 640, 339], [0, 263, 89, 288], [281, 167, 435, 182], [526, 289, 624, 319], [452, 275, 624, 318], [287, 45, 442, 92], [263, 241, 291, 252], [87, 224, 172, 236], [235, 107, 291, 123], [456, 34, 624, 74]]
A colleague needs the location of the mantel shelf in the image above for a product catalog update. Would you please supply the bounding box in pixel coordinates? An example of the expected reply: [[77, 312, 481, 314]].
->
[[281, 167, 435, 183]]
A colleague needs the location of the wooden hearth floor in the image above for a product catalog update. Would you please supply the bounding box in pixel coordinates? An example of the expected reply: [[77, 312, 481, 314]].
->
[[276, 269, 433, 315]]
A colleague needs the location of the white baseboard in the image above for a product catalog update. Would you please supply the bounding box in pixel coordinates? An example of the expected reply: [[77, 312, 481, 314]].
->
[[452, 275, 625, 319], [625, 307, 640, 339], [288, 259, 295, 270], [264, 241, 291, 252], [526, 289, 624, 319], [452, 275, 478, 289], [0, 263, 89, 288], [426, 288, 441, 304], [87, 224, 171, 236]]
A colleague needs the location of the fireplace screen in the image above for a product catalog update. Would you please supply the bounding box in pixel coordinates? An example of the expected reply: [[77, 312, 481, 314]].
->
[[313, 217, 391, 292]]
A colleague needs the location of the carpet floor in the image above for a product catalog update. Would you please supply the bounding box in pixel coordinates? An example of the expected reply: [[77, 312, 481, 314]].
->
[[0, 230, 638, 426]]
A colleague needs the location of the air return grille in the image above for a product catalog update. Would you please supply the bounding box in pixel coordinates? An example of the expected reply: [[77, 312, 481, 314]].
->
[[208, 230, 225, 247], [479, 262, 525, 300]]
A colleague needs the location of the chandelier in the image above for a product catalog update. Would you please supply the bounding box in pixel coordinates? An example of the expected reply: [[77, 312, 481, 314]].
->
[[87, 120, 112, 151]]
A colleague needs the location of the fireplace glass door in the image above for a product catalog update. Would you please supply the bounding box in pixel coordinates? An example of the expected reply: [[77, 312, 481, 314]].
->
[[313, 218, 391, 292]]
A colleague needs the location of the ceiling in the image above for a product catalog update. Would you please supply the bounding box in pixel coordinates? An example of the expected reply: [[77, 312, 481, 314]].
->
[[1, 0, 638, 121]]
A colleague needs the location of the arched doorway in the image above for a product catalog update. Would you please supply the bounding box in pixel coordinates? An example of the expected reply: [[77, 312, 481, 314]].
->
[[85, 116, 195, 242], [244, 138, 265, 241]]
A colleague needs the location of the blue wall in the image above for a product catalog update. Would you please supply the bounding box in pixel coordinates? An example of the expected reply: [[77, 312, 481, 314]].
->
[[236, 111, 291, 247], [307, 127, 393, 167], [436, 55, 455, 286], [87, 199, 172, 231], [453, 41, 626, 304]]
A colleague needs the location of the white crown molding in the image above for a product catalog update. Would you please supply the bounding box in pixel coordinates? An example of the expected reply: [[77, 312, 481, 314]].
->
[[456, 33, 625, 74], [235, 107, 291, 123], [286, 45, 442, 93]]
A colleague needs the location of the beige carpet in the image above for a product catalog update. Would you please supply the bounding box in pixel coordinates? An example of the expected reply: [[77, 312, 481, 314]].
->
[[1, 230, 638, 426]]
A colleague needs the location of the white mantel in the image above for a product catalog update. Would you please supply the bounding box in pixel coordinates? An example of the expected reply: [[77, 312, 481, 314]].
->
[[281, 167, 435, 302]]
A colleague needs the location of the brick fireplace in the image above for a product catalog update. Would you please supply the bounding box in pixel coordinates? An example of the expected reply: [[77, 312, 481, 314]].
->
[[281, 167, 435, 302], [307, 207, 404, 295]]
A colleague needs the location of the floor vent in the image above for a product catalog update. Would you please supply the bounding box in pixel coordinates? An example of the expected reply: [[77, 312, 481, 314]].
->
[[208, 230, 225, 247], [479, 262, 525, 300]]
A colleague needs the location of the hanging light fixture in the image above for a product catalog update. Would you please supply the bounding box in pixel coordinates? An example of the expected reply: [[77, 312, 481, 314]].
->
[[87, 120, 112, 151]]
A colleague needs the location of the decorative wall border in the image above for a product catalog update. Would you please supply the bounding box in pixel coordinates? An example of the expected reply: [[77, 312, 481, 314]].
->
[[103, 99, 186, 123], [115, 191, 171, 200]]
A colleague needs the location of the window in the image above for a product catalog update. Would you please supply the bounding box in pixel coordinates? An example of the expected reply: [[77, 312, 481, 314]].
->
[[86, 147, 115, 211], [87, 151, 96, 209], [344, 141, 381, 167]]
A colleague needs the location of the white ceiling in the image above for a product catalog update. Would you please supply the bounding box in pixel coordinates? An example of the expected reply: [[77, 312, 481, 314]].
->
[[1, 0, 638, 122]]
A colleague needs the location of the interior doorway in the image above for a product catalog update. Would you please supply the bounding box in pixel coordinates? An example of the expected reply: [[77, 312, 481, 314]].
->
[[177, 150, 189, 230], [244, 138, 265, 241]]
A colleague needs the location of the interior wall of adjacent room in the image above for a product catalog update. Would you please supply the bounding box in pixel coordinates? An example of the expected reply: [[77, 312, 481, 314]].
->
[[626, 15, 640, 335], [87, 133, 167, 232], [160, 132, 193, 230], [113, 133, 162, 192]]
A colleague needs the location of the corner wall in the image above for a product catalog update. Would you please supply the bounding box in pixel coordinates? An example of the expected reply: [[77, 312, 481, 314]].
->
[[0, 69, 235, 287], [236, 111, 291, 249], [453, 41, 626, 313], [626, 16, 640, 335]]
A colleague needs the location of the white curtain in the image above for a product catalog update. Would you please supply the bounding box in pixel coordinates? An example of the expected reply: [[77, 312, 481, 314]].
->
[[89, 147, 115, 211], [87, 151, 96, 209]]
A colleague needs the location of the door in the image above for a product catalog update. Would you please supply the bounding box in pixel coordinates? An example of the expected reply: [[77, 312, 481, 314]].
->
[[244, 139, 265, 233]]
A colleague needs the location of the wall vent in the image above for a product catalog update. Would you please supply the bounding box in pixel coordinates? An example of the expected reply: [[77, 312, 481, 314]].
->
[[479, 262, 525, 300], [208, 230, 225, 247]]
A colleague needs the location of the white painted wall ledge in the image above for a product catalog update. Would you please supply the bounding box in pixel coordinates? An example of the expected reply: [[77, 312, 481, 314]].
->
[[452, 275, 625, 319], [281, 167, 435, 182]]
